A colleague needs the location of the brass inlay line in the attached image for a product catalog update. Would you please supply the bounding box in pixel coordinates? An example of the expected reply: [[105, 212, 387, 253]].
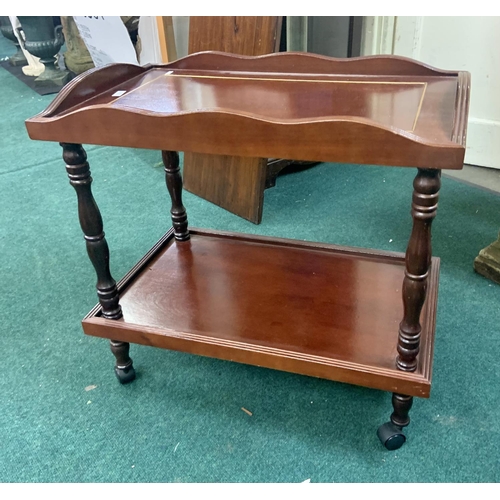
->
[[412, 82, 427, 131], [108, 71, 427, 133], [164, 72, 427, 86], [165, 73, 428, 132], [108, 73, 168, 106]]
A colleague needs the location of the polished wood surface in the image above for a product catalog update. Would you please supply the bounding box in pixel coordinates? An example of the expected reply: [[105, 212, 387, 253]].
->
[[172, 17, 282, 224], [83, 229, 439, 398], [94, 72, 434, 129], [392, 168, 441, 428], [61, 143, 122, 321], [26, 52, 470, 169], [61, 142, 134, 382], [162, 150, 189, 241], [397, 169, 441, 373], [26, 53, 471, 447]]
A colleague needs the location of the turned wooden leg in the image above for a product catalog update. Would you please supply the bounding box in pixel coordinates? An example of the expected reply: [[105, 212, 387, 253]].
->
[[109, 340, 135, 384], [397, 169, 440, 373], [162, 150, 189, 241], [390, 393, 414, 428], [379, 168, 440, 450], [61, 142, 135, 384]]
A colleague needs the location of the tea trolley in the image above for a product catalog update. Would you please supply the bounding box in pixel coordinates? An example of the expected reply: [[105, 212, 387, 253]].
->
[[26, 51, 470, 450]]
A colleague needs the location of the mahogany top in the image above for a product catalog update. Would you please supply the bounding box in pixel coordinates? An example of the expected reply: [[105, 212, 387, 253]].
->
[[25, 51, 470, 169]]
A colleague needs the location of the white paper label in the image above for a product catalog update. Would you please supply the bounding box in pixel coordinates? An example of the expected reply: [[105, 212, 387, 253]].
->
[[73, 16, 138, 68]]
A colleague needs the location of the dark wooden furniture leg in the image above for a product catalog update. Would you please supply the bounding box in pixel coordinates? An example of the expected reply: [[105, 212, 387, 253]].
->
[[61, 143, 135, 384], [162, 150, 189, 241], [378, 168, 441, 450]]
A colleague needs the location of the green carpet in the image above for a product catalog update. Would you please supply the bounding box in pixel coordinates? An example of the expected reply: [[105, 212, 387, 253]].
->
[[1, 35, 500, 483]]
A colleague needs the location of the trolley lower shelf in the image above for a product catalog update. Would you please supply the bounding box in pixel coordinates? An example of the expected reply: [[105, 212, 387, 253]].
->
[[82, 228, 439, 398]]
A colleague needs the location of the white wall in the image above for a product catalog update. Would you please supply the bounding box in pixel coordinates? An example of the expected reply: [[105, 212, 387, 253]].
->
[[362, 16, 500, 169], [137, 16, 161, 65], [173, 16, 189, 59]]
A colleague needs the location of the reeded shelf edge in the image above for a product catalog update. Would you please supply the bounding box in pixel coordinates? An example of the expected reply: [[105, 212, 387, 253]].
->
[[82, 228, 439, 398], [452, 71, 471, 146], [83, 315, 433, 398]]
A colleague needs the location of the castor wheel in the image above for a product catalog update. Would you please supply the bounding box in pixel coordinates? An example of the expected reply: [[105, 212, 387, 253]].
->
[[114, 365, 136, 384], [377, 422, 406, 450]]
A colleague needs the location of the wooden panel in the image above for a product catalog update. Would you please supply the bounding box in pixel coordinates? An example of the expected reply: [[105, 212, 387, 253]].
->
[[183, 154, 268, 223], [106, 74, 448, 137], [187, 16, 281, 55], [82, 229, 440, 398], [26, 54, 469, 170], [183, 16, 282, 224]]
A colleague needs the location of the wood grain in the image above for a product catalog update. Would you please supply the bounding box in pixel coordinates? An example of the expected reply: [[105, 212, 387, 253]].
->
[[26, 52, 470, 169], [184, 17, 282, 223], [25, 52, 472, 437], [82, 229, 440, 397], [187, 17, 281, 55], [183, 153, 268, 222]]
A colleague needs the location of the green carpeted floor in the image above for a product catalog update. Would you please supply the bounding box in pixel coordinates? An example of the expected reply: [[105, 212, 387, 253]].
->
[[1, 35, 500, 483]]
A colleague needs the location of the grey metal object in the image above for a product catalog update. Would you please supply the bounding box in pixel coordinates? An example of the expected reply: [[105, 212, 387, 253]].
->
[[17, 16, 70, 87], [286, 16, 308, 52], [286, 16, 363, 57], [308, 16, 351, 57]]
